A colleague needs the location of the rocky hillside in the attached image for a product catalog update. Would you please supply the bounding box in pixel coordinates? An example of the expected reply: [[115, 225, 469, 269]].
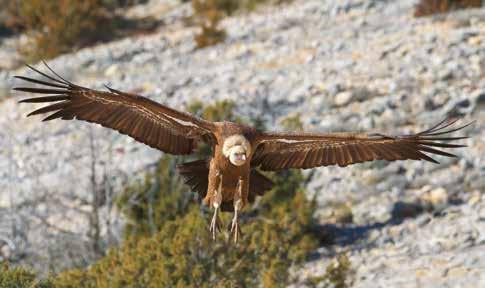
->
[[0, 0, 484, 286]]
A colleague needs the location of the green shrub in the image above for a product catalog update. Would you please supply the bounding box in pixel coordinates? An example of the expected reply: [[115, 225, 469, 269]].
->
[[3, 0, 159, 61], [306, 255, 353, 288], [329, 202, 354, 225], [240, 0, 294, 12], [4, 0, 113, 61], [190, 0, 294, 48], [0, 263, 54, 288], [53, 166, 317, 287], [115, 156, 194, 239], [191, 0, 227, 48], [280, 113, 304, 131], [0, 0, 22, 32], [414, 0, 483, 17], [187, 99, 239, 123]]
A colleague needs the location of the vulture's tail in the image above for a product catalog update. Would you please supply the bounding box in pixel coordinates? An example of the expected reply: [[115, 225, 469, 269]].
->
[[177, 160, 273, 212]]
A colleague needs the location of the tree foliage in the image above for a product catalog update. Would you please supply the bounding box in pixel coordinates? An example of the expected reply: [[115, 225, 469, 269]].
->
[[305, 255, 353, 288], [52, 166, 317, 287], [1, 0, 158, 62], [4, 0, 114, 61], [191, 0, 228, 49], [0, 263, 54, 288]]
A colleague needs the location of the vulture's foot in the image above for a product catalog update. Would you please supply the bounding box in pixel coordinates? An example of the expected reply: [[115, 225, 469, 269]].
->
[[230, 213, 242, 244], [209, 207, 222, 240], [209, 171, 223, 240], [229, 177, 244, 243]]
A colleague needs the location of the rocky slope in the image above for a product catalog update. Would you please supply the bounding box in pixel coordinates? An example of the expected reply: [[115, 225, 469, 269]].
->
[[0, 0, 484, 286]]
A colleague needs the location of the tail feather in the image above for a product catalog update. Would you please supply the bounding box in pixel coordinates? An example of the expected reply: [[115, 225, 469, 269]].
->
[[177, 159, 274, 212]]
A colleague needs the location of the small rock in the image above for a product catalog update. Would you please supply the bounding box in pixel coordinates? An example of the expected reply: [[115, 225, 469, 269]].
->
[[422, 187, 449, 211], [334, 91, 353, 106], [0, 86, 10, 101], [446, 266, 469, 278], [468, 191, 481, 207], [330, 202, 354, 224], [104, 64, 119, 77], [479, 207, 485, 221], [468, 36, 482, 46], [0, 244, 11, 260], [391, 201, 424, 220], [438, 68, 453, 81], [326, 82, 344, 96], [0, 57, 21, 70]]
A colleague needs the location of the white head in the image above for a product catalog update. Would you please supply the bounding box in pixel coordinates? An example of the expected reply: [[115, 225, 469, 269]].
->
[[222, 135, 251, 166]]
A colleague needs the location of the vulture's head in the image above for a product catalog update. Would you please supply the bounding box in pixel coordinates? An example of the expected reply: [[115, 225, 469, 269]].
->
[[222, 135, 251, 166]]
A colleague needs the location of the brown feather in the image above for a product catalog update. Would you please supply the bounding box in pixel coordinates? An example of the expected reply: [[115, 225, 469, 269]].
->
[[417, 145, 457, 158], [27, 102, 68, 116], [16, 64, 216, 155], [347, 144, 362, 163], [356, 144, 373, 161], [312, 148, 321, 166], [322, 146, 331, 165], [15, 76, 68, 89], [14, 87, 68, 94], [342, 145, 353, 166], [398, 142, 423, 160], [328, 146, 337, 166], [252, 116, 471, 170], [19, 95, 70, 103], [378, 143, 400, 160]]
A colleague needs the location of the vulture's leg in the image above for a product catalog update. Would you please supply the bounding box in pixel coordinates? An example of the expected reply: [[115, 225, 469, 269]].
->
[[230, 177, 243, 243], [209, 171, 223, 240]]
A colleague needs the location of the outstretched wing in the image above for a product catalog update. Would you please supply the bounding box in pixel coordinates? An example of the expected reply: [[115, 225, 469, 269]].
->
[[15, 63, 217, 155], [252, 117, 473, 171]]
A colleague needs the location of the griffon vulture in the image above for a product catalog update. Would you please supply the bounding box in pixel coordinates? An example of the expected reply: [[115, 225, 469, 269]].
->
[[15, 63, 473, 243]]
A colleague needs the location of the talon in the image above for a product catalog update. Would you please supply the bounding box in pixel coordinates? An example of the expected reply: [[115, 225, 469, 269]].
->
[[209, 207, 221, 240], [209, 171, 223, 240], [230, 215, 242, 243], [230, 176, 244, 244]]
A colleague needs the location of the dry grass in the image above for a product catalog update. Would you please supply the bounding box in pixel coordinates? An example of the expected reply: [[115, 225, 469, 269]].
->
[[306, 254, 353, 288], [414, 0, 483, 17], [4, 0, 113, 60], [192, 0, 227, 48], [2, 0, 160, 61], [190, 0, 294, 49]]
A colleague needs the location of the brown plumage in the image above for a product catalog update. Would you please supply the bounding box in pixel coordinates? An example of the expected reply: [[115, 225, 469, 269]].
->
[[177, 160, 273, 212], [15, 63, 473, 243]]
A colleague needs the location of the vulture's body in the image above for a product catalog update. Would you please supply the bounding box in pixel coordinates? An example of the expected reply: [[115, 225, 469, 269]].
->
[[15, 63, 473, 243]]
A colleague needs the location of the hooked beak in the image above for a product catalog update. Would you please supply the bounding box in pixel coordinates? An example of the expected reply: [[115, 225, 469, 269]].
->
[[230, 152, 247, 166], [236, 154, 246, 161]]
